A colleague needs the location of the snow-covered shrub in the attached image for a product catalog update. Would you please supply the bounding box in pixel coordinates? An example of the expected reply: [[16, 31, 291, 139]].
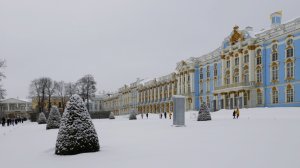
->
[[46, 106, 61, 130], [197, 103, 211, 121], [129, 109, 137, 120], [55, 94, 100, 155], [37, 112, 47, 124], [109, 112, 115, 119]]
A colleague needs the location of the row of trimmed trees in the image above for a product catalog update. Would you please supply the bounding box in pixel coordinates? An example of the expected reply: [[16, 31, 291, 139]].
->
[[29, 74, 97, 112]]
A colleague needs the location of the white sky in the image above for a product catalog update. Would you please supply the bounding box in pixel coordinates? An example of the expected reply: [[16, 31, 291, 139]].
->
[[0, 0, 299, 99]]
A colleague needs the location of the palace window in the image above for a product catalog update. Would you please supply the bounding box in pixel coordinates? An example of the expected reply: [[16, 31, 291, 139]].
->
[[225, 72, 230, 85], [207, 66, 210, 78], [244, 54, 249, 63], [233, 71, 239, 83], [286, 48, 294, 58], [200, 68, 203, 79], [286, 84, 294, 103], [200, 82, 203, 94], [286, 38, 294, 58], [226, 60, 230, 68], [235, 57, 239, 66], [256, 68, 262, 83], [243, 70, 249, 83], [272, 44, 277, 52], [256, 56, 262, 65], [272, 52, 278, 61], [206, 80, 210, 92], [257, 89, 263, 105], [256, 48, 261, 56], [272, 87, 279, 104], [214, 63, 218, 76], [271, 65, 278, 81], [286, 62, 294, 78]]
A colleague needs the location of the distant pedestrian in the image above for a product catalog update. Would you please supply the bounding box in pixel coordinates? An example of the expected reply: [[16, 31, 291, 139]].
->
[[1, 117, 5, 126], [164, 112, 167, 119], [233, 110, 236, 119], [169, 112, 172, 119], [236, 108, 240, 119], [146, 113, 149, 119], [160, 113, 163, 119]]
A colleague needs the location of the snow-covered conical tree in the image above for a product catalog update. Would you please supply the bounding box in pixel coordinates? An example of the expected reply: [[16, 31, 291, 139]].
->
[[46, 106, 61, 130], [38, 112, 47, 124], [55, 94, 100, 155], [197, 102, 211, 121], [129, 109, 137, 120], [109, 112, 115, 119]]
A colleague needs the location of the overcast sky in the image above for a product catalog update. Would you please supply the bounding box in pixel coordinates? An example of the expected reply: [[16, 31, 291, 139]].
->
[[0, 0, 299, 99]]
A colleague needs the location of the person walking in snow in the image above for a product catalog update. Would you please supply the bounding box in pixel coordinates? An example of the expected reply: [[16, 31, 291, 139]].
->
[[169, 112, 172, 119], [236, 108, 240, 119], [233, 110, 236, 119], [1, 117, 5, 126], [160, 113, 163, 119], [146, 113, 149, 119], [164, 111, 167, 119]]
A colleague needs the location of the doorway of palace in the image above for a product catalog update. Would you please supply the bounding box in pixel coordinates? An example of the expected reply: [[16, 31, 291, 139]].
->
[[212, 100, 217, 111], [220, 99, 224, 109]]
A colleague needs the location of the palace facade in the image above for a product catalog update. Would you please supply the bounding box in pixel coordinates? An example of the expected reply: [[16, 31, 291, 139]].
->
[[102, 12, 300, 115]]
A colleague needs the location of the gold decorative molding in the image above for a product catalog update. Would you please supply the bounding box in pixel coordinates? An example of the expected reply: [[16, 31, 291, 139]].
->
[[230, 26, 243, 45], [238, 49, 243, 54], [247, 45, 256, 50]]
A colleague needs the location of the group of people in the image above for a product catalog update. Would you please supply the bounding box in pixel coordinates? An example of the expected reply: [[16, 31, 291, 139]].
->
[[232, 108, 240, 119], [140, 112, 172, 119], [1, 117, 27, 127]]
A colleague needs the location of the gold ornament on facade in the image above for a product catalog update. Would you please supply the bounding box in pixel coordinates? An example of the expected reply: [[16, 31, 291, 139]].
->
[[247, 45, 256, 50], [238, 49, 243, 53], [221, 55, 225, 59], [230, 26, 243, 45]]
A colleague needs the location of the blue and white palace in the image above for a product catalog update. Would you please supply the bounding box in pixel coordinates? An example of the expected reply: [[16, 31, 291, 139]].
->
[[102, 12, 300, 115]]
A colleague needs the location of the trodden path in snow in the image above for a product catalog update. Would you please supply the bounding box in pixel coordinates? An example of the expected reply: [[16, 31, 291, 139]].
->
[[0, 107, 300, 168]]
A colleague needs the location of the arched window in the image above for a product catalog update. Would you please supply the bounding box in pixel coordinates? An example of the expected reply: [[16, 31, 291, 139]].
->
[[243, 66, 249, 83], [286, 47, 294, 58], [207, 66, 210, 78], [200, 68, 203, 79], [233, 70, 239, 83], [256, 56, 262, 65], [286, 38, 294, 58], [272, 87, 278, 104], [257, 89, 262, 105], [286, 84, 294, 103], [225, 71, 230, 85], [271, 64, 278, 81], [286, 61, 294, 78], [214, 63, 218, 76], [256, 68, 262, 83]]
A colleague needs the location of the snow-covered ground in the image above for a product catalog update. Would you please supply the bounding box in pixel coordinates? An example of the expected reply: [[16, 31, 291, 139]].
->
[[0, 107, 300, 168]]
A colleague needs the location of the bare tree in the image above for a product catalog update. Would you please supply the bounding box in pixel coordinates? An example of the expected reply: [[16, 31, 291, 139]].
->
[[45, 78, 55, 112], [54, 81, 68, 111], [29, 77, 52, 112], [29, 79, 42, 112], [0, 59, 6, 99], [76, 74, 97, 111], [64, 82, 77, 97]]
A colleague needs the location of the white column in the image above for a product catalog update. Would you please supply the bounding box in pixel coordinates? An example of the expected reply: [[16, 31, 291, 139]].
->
[[249, 49, 255, 82]]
